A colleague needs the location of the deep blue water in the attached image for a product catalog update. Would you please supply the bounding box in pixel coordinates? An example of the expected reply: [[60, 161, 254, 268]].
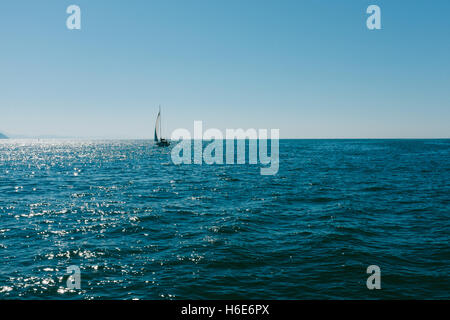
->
[[0, 139, 449, 299]]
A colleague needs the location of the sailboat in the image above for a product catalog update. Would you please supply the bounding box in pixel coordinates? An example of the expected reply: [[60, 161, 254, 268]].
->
[[154, 106, 170, 147]]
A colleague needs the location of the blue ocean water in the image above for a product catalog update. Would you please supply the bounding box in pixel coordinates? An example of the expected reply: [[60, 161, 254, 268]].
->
[[0, 139, 449, 299]]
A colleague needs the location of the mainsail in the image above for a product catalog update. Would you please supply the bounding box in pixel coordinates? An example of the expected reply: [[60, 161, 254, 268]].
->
[[154, 106, 169, 146], [154, 111, 161, 142]]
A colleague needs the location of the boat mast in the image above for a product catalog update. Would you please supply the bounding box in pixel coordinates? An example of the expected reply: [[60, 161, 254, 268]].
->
[[159, 105, 162, 140]]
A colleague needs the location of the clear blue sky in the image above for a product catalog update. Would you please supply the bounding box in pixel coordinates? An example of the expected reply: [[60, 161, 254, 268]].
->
[[0, 0, 449, 138]]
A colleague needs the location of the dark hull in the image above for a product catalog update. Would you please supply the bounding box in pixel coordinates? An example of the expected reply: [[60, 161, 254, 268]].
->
[[156, 140, 170, 147]]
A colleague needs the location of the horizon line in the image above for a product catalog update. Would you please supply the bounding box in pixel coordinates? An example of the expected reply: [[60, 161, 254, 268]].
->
[[1, 137, 449, 141]]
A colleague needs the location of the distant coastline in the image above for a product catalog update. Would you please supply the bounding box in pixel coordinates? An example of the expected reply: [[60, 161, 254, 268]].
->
[[0, 132, 8, 139]]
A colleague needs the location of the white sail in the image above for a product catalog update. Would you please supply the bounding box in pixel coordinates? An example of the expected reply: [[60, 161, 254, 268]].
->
[[154, 111, 161, 142]]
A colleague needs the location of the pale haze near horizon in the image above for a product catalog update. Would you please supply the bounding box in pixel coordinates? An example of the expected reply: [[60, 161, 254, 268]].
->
[[0, 0, 449, 139]]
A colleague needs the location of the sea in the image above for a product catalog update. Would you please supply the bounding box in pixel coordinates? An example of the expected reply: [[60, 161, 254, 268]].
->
[[0, 139, 448, 299]]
